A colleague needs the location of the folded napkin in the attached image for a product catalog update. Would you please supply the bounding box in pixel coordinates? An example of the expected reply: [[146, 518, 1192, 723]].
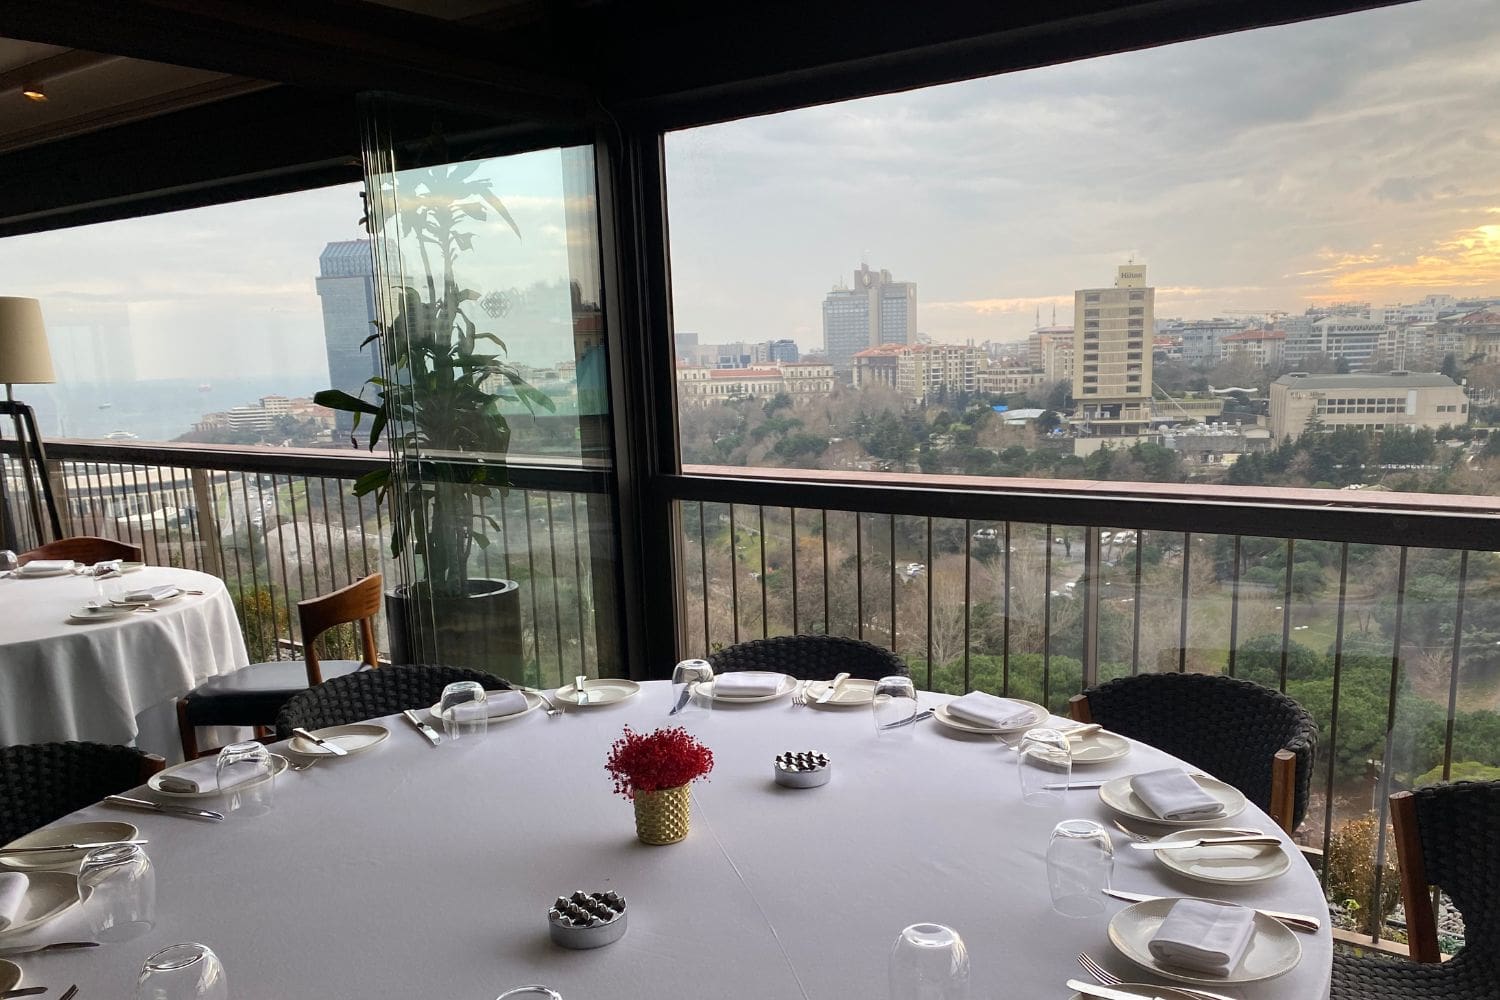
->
[[713, 671, 784, 696], [0, 872, 27, 931], [1148, 898, 1257, 976], [157, 757, 262, 794], [17, 560, 74, 576], [448, 689, 529, 721], [122, 585, 180, 603], [946, 690, 1037, 728], [1132, 768, 1226, 821]]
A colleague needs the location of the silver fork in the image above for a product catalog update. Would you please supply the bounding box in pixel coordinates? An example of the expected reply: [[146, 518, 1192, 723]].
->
[[1078, 952, 1235, 1000], [1111, 819, 1263, 843], [790, 681, 809, 707], [290, 755, 323, 772], [533, 690, 564, 718]]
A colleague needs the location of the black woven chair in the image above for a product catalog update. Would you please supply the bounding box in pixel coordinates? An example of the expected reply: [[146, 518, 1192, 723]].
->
[[1331, 781, 1500, 999], [707, 635, 907, 682], [0, 742, 165, 843], [1068, 672, 1317, 833], [274, 664, 515, 739]]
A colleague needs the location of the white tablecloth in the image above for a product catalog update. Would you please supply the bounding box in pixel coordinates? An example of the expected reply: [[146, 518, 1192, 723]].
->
[[8, 681, 1333, 998], [0, 567, 248, 757]]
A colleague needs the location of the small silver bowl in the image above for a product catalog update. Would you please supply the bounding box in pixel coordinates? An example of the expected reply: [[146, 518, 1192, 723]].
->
[[548, 890, 627, 949], [774, 750, 831, 788]]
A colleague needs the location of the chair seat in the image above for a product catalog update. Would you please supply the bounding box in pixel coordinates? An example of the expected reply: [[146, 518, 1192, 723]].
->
[[1332, 952, 1499, 1000], [182, 660, 369, 726]]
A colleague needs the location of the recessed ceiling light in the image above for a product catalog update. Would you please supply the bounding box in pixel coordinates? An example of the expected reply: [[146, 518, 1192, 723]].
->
[[21, 85, 47, 102]]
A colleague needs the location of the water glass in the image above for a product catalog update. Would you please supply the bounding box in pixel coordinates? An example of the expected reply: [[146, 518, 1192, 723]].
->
[[1047, 819, 1114, 918], [669, 659, 713, 721], [440, 680, 489, 741], [80, 843, 155, 942], [0, 550, 18, 573], [1016, 727, 1071, 805], [92, 561, 127, 605], [215, 741, 275, 816], [136, 943, 229, 1000], [873, 675, 919, 736], [889, 922, 969, 1000]]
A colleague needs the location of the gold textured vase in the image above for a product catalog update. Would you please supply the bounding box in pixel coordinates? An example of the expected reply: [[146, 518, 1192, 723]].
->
[[632, 784, 692, 845]]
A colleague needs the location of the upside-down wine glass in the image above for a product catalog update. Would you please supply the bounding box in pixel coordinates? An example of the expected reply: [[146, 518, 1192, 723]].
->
[[136, 943, 229, 1000], [889, 922, 969, 1000]]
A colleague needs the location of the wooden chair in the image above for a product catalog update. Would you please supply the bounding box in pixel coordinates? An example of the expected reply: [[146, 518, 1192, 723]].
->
[[19, 535, 143, 565], [1068, 672, 1317, 834], [0, 742, 164, 843], [176, 573, 383, 758], [1330, 781, 1500, 998]]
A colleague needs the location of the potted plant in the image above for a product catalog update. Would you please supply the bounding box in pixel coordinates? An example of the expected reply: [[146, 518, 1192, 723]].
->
[[605, 726, 715, 845], [316, 146, 553, 679]]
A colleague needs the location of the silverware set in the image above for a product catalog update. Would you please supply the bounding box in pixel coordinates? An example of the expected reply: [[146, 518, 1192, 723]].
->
[[0, 985, 81, 998], [1076, 952, 1235, 1000]]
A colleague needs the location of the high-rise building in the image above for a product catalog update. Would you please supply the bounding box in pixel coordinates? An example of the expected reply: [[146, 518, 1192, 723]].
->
[[822, 263, 917, 377], [316, 240, 381, 438], [767, 339, 800, 364], [1072, 264, 1154, 437]]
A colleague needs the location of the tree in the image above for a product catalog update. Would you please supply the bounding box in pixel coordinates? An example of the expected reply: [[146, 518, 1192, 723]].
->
[[1037, 410, 1061, 434]]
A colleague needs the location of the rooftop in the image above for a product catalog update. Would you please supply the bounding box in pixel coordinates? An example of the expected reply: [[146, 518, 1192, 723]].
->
[[1273, 371, 1459, 390]]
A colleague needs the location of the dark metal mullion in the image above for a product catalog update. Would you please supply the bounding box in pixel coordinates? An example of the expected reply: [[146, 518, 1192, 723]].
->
[[855, 511, 864, 641], [545, 490, 564, 686], [571, 492, 588, 676], [1177, 531, 1191, 672], [758, 505, 768, 639], [1279, 539, 1295, 693], [1002, 521, 1012, 695], [888, 514, 897, 653], [790, 508, 800, 636], [963, 519, 972, 691], [1043, 523, 1052, 700], [1441, 552, 1469, 781], [821, 509, 830, 635], [1318, 543, 1352, 886], [1226, 535, 1242, 677], [1130, 530, 1142, 675], [728, 503, 740, 644], [522, 492, 542, 675], [698, 502, 710, 653], [926, 518, 934, 688], [1370, 546, 1409, 944]]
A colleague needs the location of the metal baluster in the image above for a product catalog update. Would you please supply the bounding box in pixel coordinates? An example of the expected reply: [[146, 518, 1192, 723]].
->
[[1370, 546, 1409, 944], [1226, 535, 1242, 677], [1318, 543, 1352, 888]]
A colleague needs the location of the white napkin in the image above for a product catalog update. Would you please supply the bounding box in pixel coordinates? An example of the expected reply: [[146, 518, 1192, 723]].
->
[[712, 671, 784, 696], [122, 585, 180, 603], [1148, 898, 1257, 976], [157, 757, 261, 794], [17, 560, 74, 576], [1132, 768, 1226, 821], [946, 691, 1037, 728], [449, 689, 529, 721], [0, 872, 27, 931]]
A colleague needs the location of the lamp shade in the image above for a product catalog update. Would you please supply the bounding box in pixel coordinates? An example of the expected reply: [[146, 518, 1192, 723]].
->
[[0, 297, 55, 385]]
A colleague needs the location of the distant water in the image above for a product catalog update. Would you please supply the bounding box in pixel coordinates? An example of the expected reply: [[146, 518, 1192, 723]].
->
[[19, 375, 329, 443]]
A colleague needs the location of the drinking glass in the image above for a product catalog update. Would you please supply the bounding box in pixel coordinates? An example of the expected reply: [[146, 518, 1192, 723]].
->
[[80, 843, 154, 942], [873, 675, 918, 736], [1047, 819, 1114, 918], [440, 680, 489, 741], [1016, 727, 1071, 805], [889, 922, 969, 1000], [215, 740, 275, 816], [669, 659, 713, 722], [0, 551, 16, 573], [92, 561, 127, 605], [136, 943, 228, 1000]]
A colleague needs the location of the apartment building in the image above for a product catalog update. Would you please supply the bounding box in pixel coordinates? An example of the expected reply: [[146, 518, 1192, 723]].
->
[[1219, 329, 1286, 369], [1072, 264, 1154, 436], [1269, 371, 1468, 440]]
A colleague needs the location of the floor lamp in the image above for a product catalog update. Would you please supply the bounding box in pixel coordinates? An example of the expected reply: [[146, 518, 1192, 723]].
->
[[0, 297, 62, 547]]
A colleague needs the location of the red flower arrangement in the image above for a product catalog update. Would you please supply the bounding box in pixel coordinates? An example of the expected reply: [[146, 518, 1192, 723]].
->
[[605, 726, 714, 799]]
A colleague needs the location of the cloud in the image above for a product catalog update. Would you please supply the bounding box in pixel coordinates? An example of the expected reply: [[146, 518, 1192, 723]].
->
[[1319, 223, 1500, 294]]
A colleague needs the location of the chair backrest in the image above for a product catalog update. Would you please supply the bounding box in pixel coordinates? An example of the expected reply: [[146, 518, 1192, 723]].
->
[[274, 663, 513, 738], [707, 634, 907, 681], [1075, 672, 1318, 829], [297, 573, 383, 685], [19, 535, 143, 566], [1393, 781, 1500, 965], [0, 742, 165, 843]]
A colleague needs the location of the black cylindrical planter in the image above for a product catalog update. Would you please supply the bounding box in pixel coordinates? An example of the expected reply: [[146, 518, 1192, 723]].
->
[[385, 578, 523, 681]]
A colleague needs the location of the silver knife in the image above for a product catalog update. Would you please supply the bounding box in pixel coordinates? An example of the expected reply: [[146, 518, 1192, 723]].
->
[[1, 839, 149, 854], [1129, 835, 1280, 852], [293, 727, 349, 756], [1067, 979, 1166, 1000], [879, 708, 936, 729], [1042, 780, 1108, 789], [1, 987, 49, 998], [104, 795, 224, 822], [669, 684, 693, 715], [1103, 889, 1322, 931], [816, 671, 851, 705], [402, 709, 442, 747]]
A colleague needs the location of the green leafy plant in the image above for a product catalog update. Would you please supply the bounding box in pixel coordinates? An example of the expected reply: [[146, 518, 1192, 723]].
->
[[317, 150, 554, 599]]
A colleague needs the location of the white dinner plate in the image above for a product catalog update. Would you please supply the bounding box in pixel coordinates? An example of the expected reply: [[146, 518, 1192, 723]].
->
[[699, 674, 797, 703], [0, 871, 84, 938], [1066, 728, 1131, 765], [1098, 773, 1248, 827], [0, 958, 20, 991], [0, 822, 139, 871], [1108, 897, 1302, 985], [805, 677, 878, 707], [553, 678, 641, 706], [426, 690, 542, 723], [67, 604, 139, 624], [931, 699, 1048, 734], [288, 723, 389, 756], [1152, 827, 1291, 884], [148, 754, 290, 799]]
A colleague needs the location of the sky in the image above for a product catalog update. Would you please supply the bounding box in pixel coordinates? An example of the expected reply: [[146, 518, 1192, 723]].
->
[[664, 0, 1500, 351]]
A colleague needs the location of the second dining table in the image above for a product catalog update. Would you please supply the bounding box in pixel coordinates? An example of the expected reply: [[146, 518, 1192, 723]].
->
[[4, 679, 1334, 998]]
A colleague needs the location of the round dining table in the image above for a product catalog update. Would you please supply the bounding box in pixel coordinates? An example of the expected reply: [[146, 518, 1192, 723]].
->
[[0, 566, 248, 758], [3, 680, 1333, 999]]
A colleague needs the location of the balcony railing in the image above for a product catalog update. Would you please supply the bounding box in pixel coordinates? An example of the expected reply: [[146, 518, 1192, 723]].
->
[[0, 438, 617, 687]]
